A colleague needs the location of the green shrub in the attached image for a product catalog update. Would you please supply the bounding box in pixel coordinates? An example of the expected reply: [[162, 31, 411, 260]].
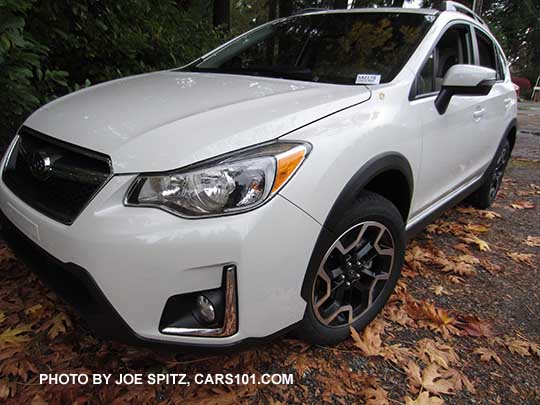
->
[[0, 0, 223, 143], [0, 0, 69, 134]]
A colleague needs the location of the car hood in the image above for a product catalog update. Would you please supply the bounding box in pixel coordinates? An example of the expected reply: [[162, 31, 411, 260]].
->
[[24, 71, 371, 173]]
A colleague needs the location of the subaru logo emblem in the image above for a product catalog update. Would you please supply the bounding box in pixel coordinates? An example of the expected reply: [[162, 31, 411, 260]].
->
[[28, 151, 52, 180]]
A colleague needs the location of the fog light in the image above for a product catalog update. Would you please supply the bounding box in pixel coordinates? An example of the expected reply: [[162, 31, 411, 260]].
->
[[194, 295, 216, 324], [159, 266, 236, 337]]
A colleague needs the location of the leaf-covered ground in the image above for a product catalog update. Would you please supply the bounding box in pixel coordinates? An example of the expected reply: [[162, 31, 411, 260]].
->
[[0, 154, 539, 404]]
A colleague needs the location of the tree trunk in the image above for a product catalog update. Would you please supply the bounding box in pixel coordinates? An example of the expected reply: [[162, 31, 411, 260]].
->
[[213, 0, 230, 30], [474, 0, 484, 15], [334, 0, 348, 9], [267, 0, 277, 64], [278, 0, 293, 18], [269, 0, 277, 20], [426, 0, 444, 9]]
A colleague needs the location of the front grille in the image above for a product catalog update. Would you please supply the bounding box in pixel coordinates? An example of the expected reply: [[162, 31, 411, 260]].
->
[[2, 127, 112, 224]]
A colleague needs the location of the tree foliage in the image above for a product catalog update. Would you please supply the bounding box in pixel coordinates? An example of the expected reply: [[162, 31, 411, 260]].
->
[[1, 0, 539, 138], [0, 0, 222, 134], [0, 0, 69, 133], [481, 0, 540, 87]]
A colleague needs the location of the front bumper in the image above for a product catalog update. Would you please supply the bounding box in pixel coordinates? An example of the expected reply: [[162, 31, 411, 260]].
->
[[0, 169, 321, 346]]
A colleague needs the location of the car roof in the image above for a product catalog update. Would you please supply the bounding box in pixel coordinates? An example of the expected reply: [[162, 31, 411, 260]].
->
[[293, 5, 490, 32], [296, 8, 439, 17]]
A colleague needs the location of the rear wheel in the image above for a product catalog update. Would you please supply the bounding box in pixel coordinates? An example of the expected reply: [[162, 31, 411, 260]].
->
[[297, 191, 405, 345], [468, 138, 511, 209]]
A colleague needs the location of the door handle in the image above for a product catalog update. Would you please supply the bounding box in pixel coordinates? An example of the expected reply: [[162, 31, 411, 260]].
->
[[504, 98, 513, 109], [473, 108, 485, 120]]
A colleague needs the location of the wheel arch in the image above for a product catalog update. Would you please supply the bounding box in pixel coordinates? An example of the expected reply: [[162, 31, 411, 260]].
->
[[324, 152, 414, 230], [476, 117, 518, 188], [300, 152, 413, 301], [505, 118, 517, 152]]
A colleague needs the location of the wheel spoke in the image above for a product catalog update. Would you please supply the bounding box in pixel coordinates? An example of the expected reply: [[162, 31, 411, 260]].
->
[[334, 240, 348, 255], [335, 224, 367, 255], [367, 284, 376, 307], [313, 267, 332, 310], [490, 145, 509, 200], [373, 272, 390, 281], [373, 224, 394, 257], [323, 305, 353, 325]]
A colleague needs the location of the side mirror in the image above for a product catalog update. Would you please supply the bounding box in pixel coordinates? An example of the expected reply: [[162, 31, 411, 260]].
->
[[435, 65, 497, 115]]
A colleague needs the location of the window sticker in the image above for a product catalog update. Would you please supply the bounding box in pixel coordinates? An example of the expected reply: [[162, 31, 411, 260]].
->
[[355, 74, 381, 85]]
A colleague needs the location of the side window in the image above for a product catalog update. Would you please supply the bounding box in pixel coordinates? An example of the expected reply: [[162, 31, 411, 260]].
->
[[495, 48, 507, 81], [416, 52, 435, 95], [475, 29, 497, 70], [415, 25, 472, 97]]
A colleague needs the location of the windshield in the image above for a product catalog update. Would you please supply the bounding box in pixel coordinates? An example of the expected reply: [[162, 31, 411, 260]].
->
[[184, 12, 435, 85]]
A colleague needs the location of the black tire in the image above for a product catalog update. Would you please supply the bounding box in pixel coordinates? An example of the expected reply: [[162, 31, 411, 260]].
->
[[297, 191, 405, 346], [468, 138, 511, 209]]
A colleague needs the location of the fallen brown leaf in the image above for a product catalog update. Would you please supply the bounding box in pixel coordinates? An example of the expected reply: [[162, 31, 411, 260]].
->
[[0, 380, 16, 400], [406, 300, 460, 338], [350, 320, 387, 357], [43, 312, 72, 339], [447, 275, 465, 284], [510, 201, 535, 210], [524, 236, 540, 247], [473, 347, 502, 365], [441, 368, 475, 393], [383, 303, 416, 327], [456, 206, 501, 219], [430, 285, 450, 296], [464, 223, 490, 233], [404, 360, 423, 389], [0, 326, 32, 349], [480, 259, 502, 274], [458, 316, 497, 338], [382, 343, 414, 366], [460, 234, 490, 251], [506, 252, 535, 266], [417, 339, 459, 369], [404, 391, 444, 405], [361, 386, 390, 405], [419, 363, 456, 395], [505, 337, 531, 357]]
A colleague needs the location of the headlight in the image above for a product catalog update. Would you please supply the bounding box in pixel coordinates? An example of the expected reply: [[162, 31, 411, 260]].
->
[[125, 141, 310, 218]]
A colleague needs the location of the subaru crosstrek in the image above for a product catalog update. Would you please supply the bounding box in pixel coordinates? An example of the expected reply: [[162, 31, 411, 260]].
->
[[0, 4, 517, 347]]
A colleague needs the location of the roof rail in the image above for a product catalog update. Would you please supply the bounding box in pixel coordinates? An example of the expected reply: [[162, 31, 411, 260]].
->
[[439, 1, 489, 28], [293, 8, 329, 15]]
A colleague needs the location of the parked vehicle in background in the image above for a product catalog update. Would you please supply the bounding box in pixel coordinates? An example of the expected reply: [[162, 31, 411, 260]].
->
[[511, 76, 531, 100], [0, 3, 517, 347], [512, 83, 520, 99]]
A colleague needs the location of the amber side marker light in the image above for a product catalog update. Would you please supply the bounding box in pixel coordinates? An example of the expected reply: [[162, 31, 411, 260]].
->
[[272, 145, 308, 193]]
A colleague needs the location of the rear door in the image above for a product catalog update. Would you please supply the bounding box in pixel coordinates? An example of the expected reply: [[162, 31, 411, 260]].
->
[[409, 22, 484, 217], [472, 27, 516, 169]]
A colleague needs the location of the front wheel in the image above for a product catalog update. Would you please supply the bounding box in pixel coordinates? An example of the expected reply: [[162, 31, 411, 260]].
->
[[297, 191, 405, 345]]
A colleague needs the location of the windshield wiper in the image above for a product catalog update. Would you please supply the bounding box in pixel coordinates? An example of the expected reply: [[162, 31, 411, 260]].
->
[[186, 66, 315, 82]]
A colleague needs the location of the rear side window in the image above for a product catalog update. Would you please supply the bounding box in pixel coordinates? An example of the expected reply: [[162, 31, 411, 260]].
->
[[475, 29, 497, 70], [495, 47, 507, 80], [415, 24, 473, 97]]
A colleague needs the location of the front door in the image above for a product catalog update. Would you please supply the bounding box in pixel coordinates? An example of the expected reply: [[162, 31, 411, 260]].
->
[[409, 23, 485, 217]]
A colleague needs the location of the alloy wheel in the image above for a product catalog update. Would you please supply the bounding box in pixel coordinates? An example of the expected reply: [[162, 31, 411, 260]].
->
[[311, 221, 395, 328]]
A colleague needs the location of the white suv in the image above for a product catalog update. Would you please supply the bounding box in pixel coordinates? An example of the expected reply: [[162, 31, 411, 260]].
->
[[0, 4, 516, 347]]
